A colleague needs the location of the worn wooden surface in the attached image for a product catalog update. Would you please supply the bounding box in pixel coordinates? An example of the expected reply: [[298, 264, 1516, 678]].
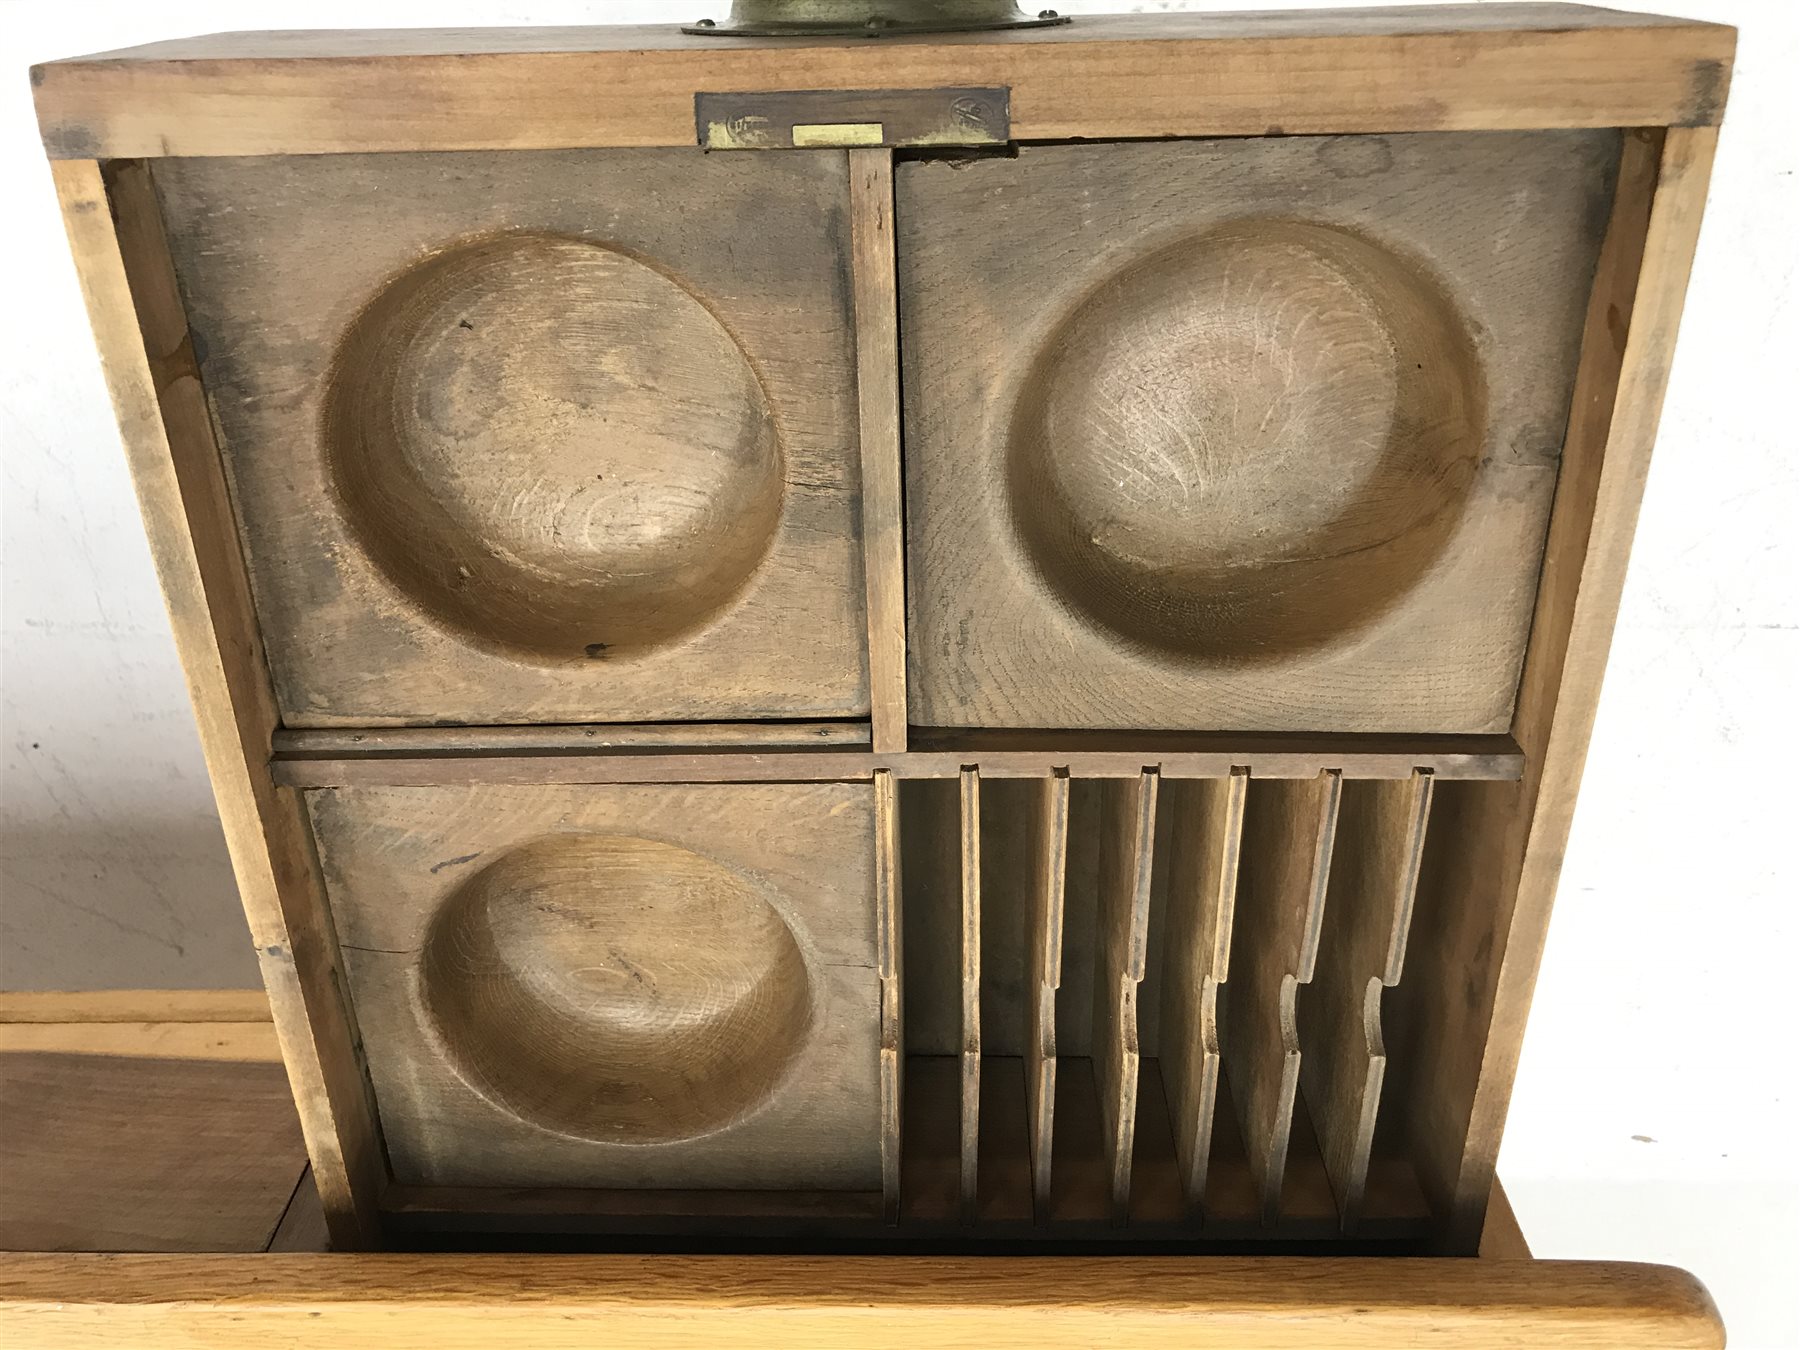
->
[[1224, 773, 1342, 1222], [52, 159, 382, 1248], [899, 130, 1619, 733], [1091, 773, 1159, 1220], [1389, 126, 1722, 1251], [1023, 775, 1069, 1213], [152, 148, 867, 728], [0, 994, 307, 1254], [1159, 772, 1248, 1213], [874, 769, 904, 1222], [33, 7, 1733, 158], [306, 782, 881, 1192], [272, 733, 1526, 789], [1299, 771, 1435, 1230], [850, 149, 909, 753], [0, 1252, 1727, 1348]]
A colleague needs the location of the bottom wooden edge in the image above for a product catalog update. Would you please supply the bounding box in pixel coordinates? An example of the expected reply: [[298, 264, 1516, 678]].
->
[[0, 1254, 1725, 1349]]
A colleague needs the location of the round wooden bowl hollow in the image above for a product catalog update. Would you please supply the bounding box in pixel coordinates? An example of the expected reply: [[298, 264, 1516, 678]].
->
[[324, 232, 784, 664], [418, 834, 814, 1144], [1007, 219, 1485, 662]]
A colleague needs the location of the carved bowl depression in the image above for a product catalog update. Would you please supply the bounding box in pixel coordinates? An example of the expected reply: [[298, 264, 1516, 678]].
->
[[325, 233, 784, 664], [1007, 220, 1485, 663], [418, 834, 814, 1144]]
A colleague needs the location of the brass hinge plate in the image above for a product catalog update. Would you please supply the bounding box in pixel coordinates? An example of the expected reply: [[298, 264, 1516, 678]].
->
[[697, 87, 1010, 150]]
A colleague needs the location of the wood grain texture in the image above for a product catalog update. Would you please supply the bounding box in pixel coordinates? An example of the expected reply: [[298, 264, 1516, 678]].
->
[[0, 1254, 1727, 1348], [305, 782, 881, 1192], [271, 734, 1525, 789], [899, 131, 1620, 733], [1298, 771, 1434, 1230], [151, 148, 867, 728], [874, 769, 903, 1222], [1389, 127, 1721, 1251], [32, 7, 1734, 158], [1024, 773, 1070, 1214], [1224, 773, 1342, 1223], [275, 723, 869, 756], [1091, 772, 1159, 1221], [0, 1048, 306, 1253], [958, 768, 981, 1222], [850, 148, 908, 753], [0, 989, 270, 1023], [1158, 771, 1248, 1213], [51, 159, 382, 1248]]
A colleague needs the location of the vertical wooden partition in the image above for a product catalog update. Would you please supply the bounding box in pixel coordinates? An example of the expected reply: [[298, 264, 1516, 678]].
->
[[1025, 772, 1071, 1214], [1226, 773, 1343, 1223], [1092, 772, 1160, 1221], [1159, 771, 1249, 1215], [1300, 772, 1435, 1230]]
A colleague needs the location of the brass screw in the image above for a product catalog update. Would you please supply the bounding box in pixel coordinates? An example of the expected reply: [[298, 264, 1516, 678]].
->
[[1039, 8, 1059, 17], [694, 16, 716, 26]]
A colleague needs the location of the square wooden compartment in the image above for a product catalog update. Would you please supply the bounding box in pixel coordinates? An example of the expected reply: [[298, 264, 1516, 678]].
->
[[153, 148, 870, 728], [306, 781, 882, 1193], [899, 131, 1622, 734]]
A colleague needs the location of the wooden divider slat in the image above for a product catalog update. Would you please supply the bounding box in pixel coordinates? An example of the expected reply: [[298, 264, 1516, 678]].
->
[[1092, 771, 1160, 1222], [1025, 771, 1071, 1214], [1301, 771, 1435, 1230], [1159, 770, 1249, 1215], [848, 147, 908, 753], [958, 767, 982, 1223], [1224, 772, 1343, 1224], [874, 768, 904, 1222]]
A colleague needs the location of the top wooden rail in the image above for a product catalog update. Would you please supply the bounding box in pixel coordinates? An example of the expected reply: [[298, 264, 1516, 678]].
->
[[31, 5, 1734, 159]]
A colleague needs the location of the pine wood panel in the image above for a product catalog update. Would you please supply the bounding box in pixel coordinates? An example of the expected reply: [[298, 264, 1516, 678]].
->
[[32, 7, 1733, 158], [151, 148, 867, 728]]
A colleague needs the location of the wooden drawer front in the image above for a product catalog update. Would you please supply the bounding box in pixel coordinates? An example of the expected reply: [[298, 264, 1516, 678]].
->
[[307, 782, 881, 1192], [898, 131, 1620, 734], [154, 148, 868, 728]]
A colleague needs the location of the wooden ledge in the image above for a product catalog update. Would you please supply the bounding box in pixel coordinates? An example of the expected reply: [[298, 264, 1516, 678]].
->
[[31, 5, 1735, 159], [0, 1253, 1724, 1348]]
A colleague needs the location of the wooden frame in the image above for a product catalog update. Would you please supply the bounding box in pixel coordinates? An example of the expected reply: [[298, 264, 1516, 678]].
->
[[0, 989, 1724, 1346], [38, 4, 1731, 1254]]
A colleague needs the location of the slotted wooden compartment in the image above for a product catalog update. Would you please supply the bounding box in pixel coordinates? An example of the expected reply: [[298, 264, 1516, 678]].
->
[[35, 1, 1731, 1259]]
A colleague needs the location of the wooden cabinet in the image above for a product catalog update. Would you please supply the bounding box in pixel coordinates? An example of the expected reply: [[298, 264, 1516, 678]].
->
[[33, 3, 1732, 1258]]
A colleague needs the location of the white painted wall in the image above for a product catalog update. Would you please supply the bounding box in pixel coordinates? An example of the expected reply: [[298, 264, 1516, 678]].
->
[[2, 1, 1794, 1342]]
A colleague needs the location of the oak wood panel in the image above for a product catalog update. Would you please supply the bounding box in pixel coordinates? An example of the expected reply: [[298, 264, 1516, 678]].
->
[[1298, 771, 1435, 1230], [849, 148, 908, 753], [51, 159, 382, 1248], [306, 782, 881, 1192], [898, 131, 1620, 733], [0, 1253, 1726, 1348], [33, 8, 1734, 158], [1158, 771, 1248, 1214], [1389, 126, 1721, 1251], [1224, 773, 1342, 1223], [151, 148, 867, 728]]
